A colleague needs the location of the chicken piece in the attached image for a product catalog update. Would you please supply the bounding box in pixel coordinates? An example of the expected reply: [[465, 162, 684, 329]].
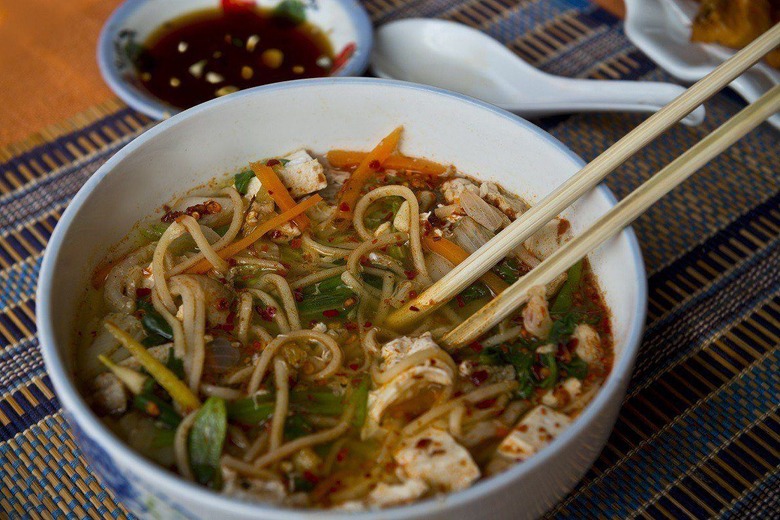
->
[[276, 150, 328, 198], [366, 479, 429, 507], [572, 324, 602, 365], [378, 333, 440, 370], [441, 178, 480, 205], [541, 377, 582, 409], [244, 199, 301, 243], [92, 372, 129, 415], [522, 286, 552, 339], [496, 405, 571, 462], [395, 428, 480, 492], [479, 182, 529, 219]]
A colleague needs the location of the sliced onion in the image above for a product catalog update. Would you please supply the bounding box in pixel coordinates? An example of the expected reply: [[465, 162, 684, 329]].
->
[[425, 252, 454, 282], [459, 189, 504, 231], [205, 337, 242, 375], [452, 217, 494, 253]]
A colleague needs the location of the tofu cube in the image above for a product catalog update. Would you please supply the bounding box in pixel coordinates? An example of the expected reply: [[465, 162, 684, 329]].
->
[[497, 405, 572, 461]]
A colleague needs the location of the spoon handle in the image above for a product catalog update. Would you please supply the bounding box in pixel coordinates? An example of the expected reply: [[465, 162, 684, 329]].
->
[[507, 79, 706, 126]]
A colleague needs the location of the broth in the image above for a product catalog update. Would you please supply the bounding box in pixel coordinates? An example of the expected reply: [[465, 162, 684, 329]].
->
[[133, 5, 333, 110], [76, 129, 612, 509]]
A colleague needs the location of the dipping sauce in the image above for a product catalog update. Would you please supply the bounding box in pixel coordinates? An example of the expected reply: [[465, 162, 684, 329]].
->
[[133, 3, 334, 110]]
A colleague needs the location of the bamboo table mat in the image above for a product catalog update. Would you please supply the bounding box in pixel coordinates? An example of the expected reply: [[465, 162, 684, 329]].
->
[[0, 0, 777, 518]]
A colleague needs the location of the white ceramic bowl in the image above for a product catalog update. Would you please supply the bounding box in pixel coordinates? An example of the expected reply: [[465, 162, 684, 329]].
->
[[38, 78, 647, 520], [98, 0, 373, 119]]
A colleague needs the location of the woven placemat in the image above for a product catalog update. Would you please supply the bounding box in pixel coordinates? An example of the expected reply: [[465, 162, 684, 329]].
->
[[1, 1, 777, 518]]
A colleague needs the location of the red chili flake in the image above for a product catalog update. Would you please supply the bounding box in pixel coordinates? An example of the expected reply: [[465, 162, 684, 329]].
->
[[250, 340, 264, 352], [215, 298, 230, 311], [220, 311, 237, 331], [348, 363, 360, 371], [257, 306, 277, 321], [557, 219, 571, 236], [415, 438, 432, 449], [468, 342, 484, 353], [404, 270, 417, 280], [475, 398, 497, 409], [408, 290, 418, 299], [135, 288, 152, 298], [470, 370, 489, 386], [268, 230, 283, 240], [293, 288, 304, 302], [339, 202, 350, 212], [369, 159, 381, 170], [344, 321, 358, 331], [363, 321, 372, 328], [455, 295, 466, 308], [145, 401, 161, 417], [336, 448, 349, 462], [409, 306, 420, 312], [227, 257, 237, 267], [323, 309, 340, 318], [303, 471, 319, 484], [266, 158, 280, 166]]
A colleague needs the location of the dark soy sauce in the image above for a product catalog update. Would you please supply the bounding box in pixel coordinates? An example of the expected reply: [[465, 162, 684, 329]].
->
[[134, 6, 333, 110]]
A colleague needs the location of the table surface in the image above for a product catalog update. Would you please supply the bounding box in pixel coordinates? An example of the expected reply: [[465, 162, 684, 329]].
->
[[0, 0, 777, 518]]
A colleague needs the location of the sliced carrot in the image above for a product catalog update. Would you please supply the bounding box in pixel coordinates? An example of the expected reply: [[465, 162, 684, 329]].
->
[[105, 321, 201, 413], [334, 126, 403, 228], [186, 194, 322, 274], [251, 162, 310, 231], [423, 236, 507, 296], [327, 150, 447, 176]]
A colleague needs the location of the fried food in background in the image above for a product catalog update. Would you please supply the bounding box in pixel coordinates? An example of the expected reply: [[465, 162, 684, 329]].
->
[[691, 0, 780, 68]]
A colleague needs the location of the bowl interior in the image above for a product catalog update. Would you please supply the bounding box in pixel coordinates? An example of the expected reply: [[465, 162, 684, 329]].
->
[[100, 0, 372, 118], [39, 78, 646, 517]]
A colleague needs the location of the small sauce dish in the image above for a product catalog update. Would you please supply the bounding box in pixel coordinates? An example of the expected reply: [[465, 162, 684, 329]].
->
[[98, 0, 373, 119]]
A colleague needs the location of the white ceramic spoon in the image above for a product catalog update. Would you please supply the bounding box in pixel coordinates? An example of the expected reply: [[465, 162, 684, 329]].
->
[[372, 18, 705, 125]]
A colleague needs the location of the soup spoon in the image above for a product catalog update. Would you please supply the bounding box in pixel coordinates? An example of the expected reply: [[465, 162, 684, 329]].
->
[[372, 18, 705, 125]]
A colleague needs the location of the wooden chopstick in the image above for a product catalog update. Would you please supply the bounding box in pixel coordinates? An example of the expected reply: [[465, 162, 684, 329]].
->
[[441, 84, 780, 349], [384, 22, 780, 331]]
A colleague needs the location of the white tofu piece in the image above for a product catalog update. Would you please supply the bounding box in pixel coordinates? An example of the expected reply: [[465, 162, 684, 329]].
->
[[379, 333, 440, 370], [541, 378, 582, 408], [367, 479, 429, 507], [573, 324, 602, 364], [497, 405, 572, 462], [243, 176, 263, 200], [277, 150, 328, 198], [395, 428, 480, 491]]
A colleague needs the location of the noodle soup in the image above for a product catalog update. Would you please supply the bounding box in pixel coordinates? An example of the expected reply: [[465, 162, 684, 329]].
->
[[76, 127, 612, 509]]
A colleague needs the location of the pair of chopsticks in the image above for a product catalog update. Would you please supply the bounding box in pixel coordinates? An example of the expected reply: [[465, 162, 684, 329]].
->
[[385, 23, 780, 349]]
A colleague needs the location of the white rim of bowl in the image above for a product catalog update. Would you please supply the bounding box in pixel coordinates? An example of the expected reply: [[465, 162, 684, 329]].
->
[[97, 0, 374, 119], [38, 77, 648, 519]]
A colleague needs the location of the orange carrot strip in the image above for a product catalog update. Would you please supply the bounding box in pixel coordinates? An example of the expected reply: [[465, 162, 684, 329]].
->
[[335, 127, 403, 227], [251, 162, 310, 231], [186, 195, 322, 274], [327, 150, 447, 176], [423, 236, 507, 296]]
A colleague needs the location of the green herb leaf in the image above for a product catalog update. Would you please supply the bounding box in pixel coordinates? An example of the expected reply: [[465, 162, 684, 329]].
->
[[285, 414, 314, 440], [189, 397, 228, 488], [537, 352, 559, 389], [550, 261, 583, 315], [137, 300, 174, 341], [226, 395, 275, 426], [133, 393, 182, 428], [298, 275, 355, 320], [234, 170, 255, 195], [493, 258, 523, 285], [165, 349, 185, 380], [274, 0, 307, 25], [349, 377, 370, 429], [458, 282, 491, 306], [563, 356, 589, 380], [278, 158, 291, 166]]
